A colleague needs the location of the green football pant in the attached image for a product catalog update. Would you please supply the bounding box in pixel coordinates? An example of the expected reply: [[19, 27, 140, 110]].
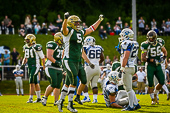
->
[[28, 66, 39, 84]]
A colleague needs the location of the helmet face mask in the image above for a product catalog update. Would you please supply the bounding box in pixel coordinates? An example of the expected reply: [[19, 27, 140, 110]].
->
[[54, 32, 63, 46], [119, 28, 134, 42], [67, 15, 81, 31], [25, 34, 36, 45], [84, 36, 95, 46], [147, 30, 157, 45]]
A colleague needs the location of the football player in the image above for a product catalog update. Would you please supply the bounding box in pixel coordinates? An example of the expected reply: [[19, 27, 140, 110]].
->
[[119, 28, 141, 111], [56, 12, 104, 112], [13, 65, 24, 96], [41, 32, 64, 106], [81, 36, 104, 103], [21, 34, 45, 103], [141, 30, 167, 105]]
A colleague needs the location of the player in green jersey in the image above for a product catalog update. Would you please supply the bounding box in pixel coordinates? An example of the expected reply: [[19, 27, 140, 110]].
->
[[41, 32, 64, 106], [21, 34, 45, 103], [141, 30, 167, 105], [56, 12, 104, 112]]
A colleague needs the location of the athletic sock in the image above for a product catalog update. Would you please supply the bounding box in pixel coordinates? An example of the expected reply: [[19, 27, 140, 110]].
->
[[20, 89, 24, 95], [150, 93, 154, 99], [35, 90, 41, 99], [153, 89, 159, 95], [145, 87, 148, 94], [16, 89, 19, 95], [127, 90, 134, 108], [60, 85, 68, 100], [93, 94, 97, 100], [162, 84, 169, 94], [132, 90, 138, 105], [68, 87, 76, 102], [84, 92, 89, 98], [30, 95, 33, 99]]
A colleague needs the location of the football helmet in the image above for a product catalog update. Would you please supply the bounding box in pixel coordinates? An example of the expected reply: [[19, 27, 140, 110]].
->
[[54, 32, 63, 45], [25, 34, 36, 45], [106, 64, 111, 70], [147, 30, 157, 45], [108, 71, 120, 84], [16, 65, 20, 71], [67, 15, 81, 31], [119, 28, 134, 42], [84, 36, 95, 46]]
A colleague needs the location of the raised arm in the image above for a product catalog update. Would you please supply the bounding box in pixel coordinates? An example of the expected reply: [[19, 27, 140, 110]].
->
[[62, 12, 70, 36]]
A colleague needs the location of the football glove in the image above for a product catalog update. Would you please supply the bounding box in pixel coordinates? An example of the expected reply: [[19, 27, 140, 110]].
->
[[118, 67, 125, 78], [64, 12, 70, 19], [55, 61, 62, 68], [99, 14, 104, 21], [20, 64, 25, 69], [153, 59, 160, 66], [89, 62, 95, 69]]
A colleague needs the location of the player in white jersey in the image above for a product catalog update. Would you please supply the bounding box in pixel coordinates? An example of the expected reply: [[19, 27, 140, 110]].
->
[[13, 65, 24, 96], [104, 71, 128, 108], [81, 36, 104, 103], [118, 28, 141, 111]]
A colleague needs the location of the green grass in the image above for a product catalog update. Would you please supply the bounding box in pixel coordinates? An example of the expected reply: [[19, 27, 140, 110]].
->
[[0, 33, 170, 64], [0, 94, 170, 113]]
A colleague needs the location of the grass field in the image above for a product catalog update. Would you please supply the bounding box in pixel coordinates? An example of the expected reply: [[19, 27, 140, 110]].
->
[[0, 94, 170, 113]]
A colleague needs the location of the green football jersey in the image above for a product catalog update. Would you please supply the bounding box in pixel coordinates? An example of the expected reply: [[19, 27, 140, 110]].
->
[[23, 44, 43, 67], [45, 41, 63, 67], [112, 61, 121, 71], [140, 39, 164, 62], [157, 38, 165, 46], [62, 27, 86, 62]]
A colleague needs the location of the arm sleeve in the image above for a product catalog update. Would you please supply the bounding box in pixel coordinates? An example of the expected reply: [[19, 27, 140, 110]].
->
[[37, 50, 45, 59]]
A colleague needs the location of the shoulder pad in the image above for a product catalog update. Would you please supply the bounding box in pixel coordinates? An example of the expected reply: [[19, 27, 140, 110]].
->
[[46, 41, 57, 49], [33, 44, 42, 51], [95, 45, 104, 52], [157, 38, 165, 46], [106, 84, 116, 94], [121, 40, 131, 50], [140, 41, 149, 51]]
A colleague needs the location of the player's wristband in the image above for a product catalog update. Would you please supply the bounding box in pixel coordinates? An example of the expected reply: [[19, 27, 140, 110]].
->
[[90, 25, 95, 32], [120, 67, 125, 71], [147, 58, 150, 62], [110, 102, 116, 104]]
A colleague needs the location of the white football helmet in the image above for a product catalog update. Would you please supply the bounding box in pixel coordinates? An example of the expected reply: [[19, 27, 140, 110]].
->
[[84, 36, 95, 46], [107, 71, 120, 84], [119, 28, 134, 42], [106, 64, 111, 70], [16, 65, 20, 71]]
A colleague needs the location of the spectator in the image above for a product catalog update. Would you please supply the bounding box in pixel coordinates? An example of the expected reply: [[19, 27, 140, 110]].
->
[[162, 20, 166, 31], [143, 24, 150, 35], [48, 22, 58, 34], [10, 48, 20, 65], [82, 22, 88, 30], [34, 23, 41, 35], [3, 50, 10, 71], [26, 22, 33, 34], [104, 55, 111, 65], [151, 18, 157, 29], [24, 15, 31, 27], [40, 23, 48, 35], [99, 25, 107, 40], [106, 24, 113, 35], [113, 24, 121, 35], [134, 67, 146, 95], [0, 21, 7, 34], [18, 24, 26, 37], [116, 16, 123, 29], [138, 17, 145, 35], [6, 20, 14, 34], [3, 15, 11, 26], [164, 25, 170, 36], [32, 15, 37, 28], [56, 14, 63, 30], [166, 18, 170, 26], [152, 25, 159, 35], [124, 22, 129, 28], [112, 55, 118, 63]]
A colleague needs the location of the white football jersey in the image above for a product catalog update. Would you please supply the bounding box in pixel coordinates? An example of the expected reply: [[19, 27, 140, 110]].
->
[[103, 68, 111, 78], [103, 79, 118, 107], [13, 69, 24, 79], [120, 40, 139, 67], [84, 45, 103, 65]]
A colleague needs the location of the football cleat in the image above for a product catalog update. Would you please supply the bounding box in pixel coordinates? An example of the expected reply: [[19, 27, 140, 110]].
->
[[167, 92, 170, 100], [134, 104, 141, 110], [33, 98, 42, 103], [92, 99, 98, 103], [121, 105, 134, 111], [67, 101, 78, 113], [41, 96, 47, 106], [74, 96, 83, 105], [27, 98, 33, 103], [56, 99, 64, 112], [81, 96, 91, 103]]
